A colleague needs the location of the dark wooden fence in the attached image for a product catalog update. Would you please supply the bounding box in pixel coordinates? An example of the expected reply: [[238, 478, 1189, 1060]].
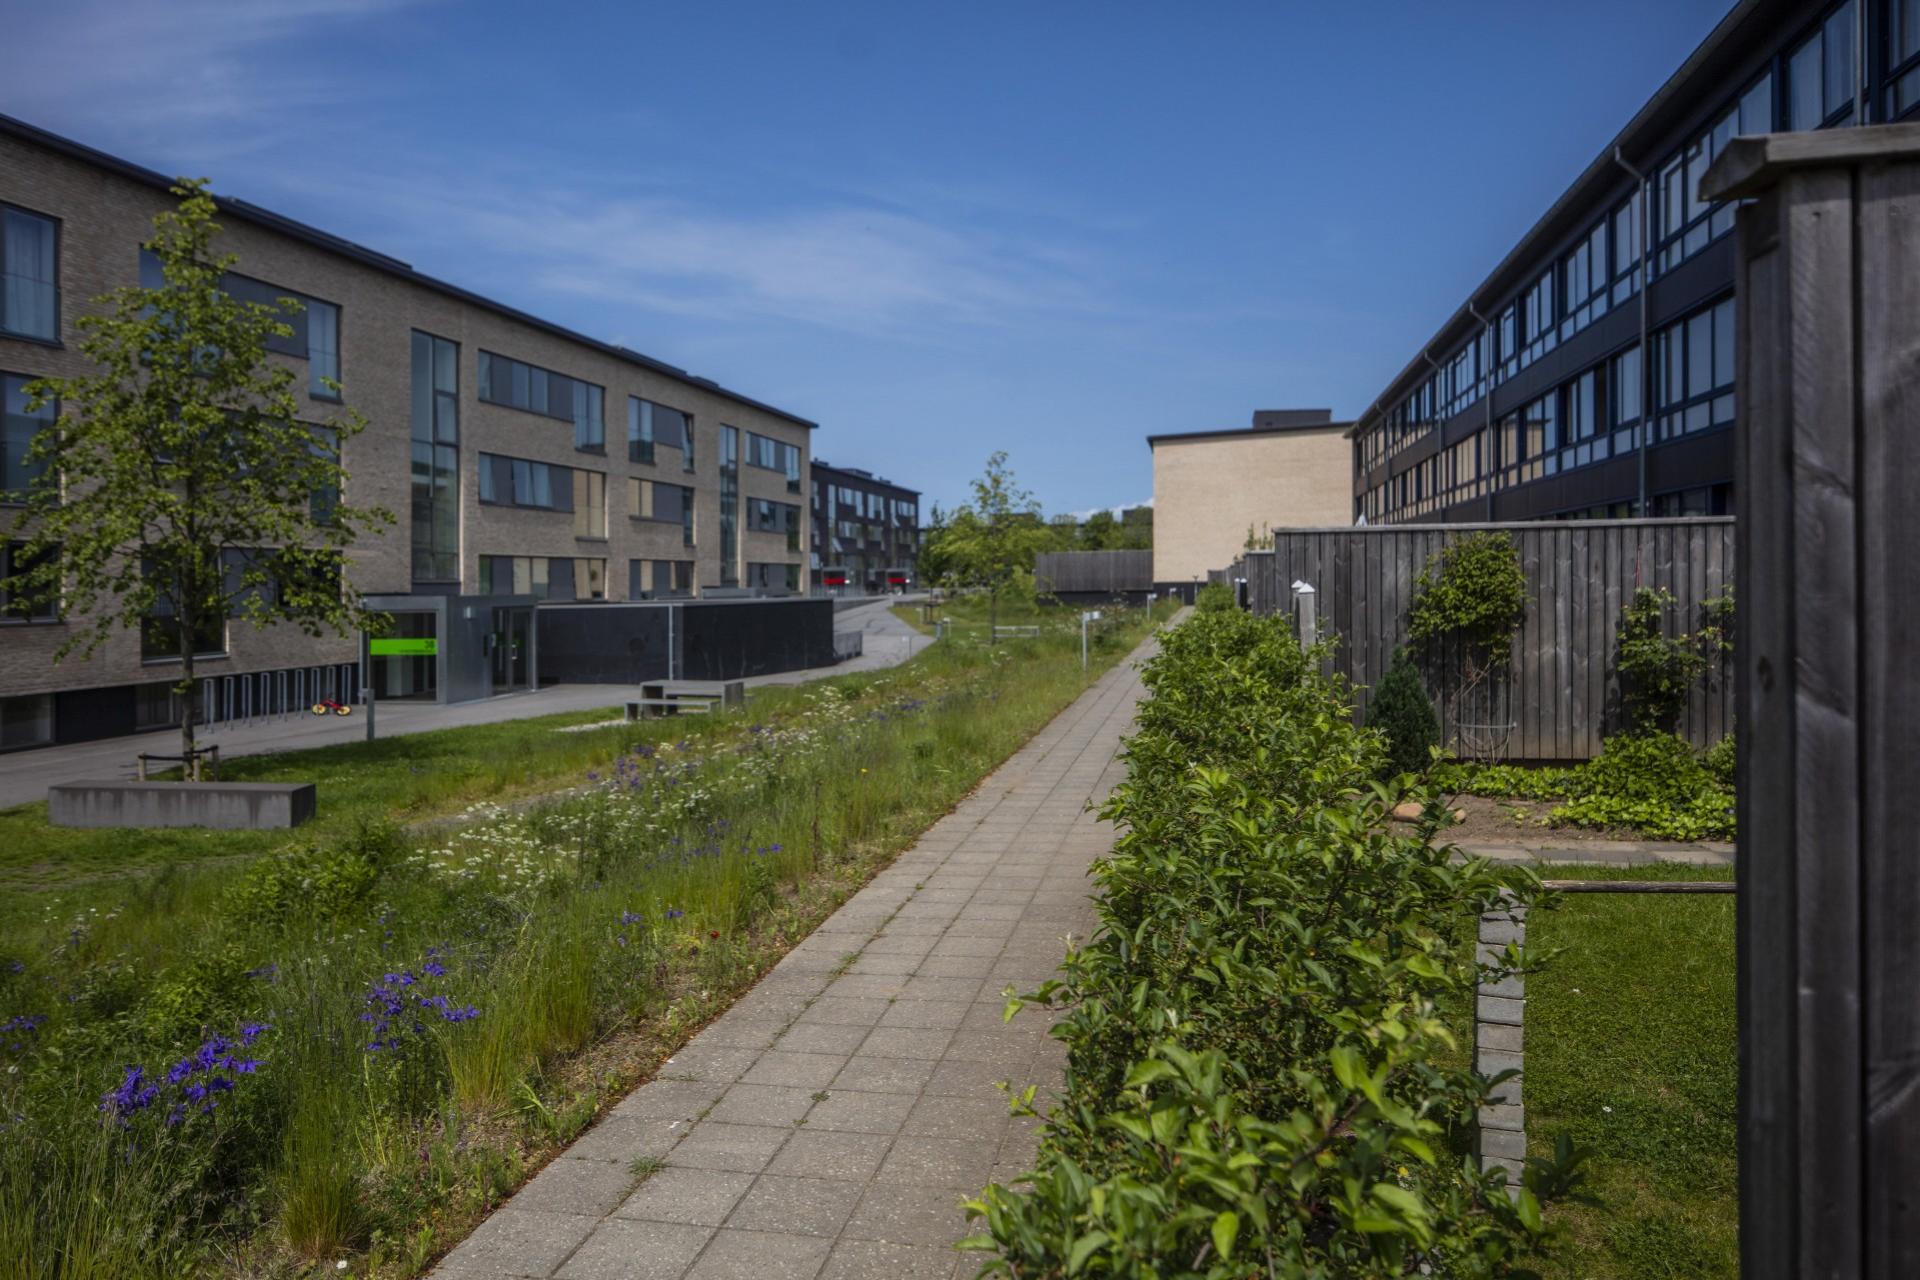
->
[[1240, 518, 1734, 760], [1034, 549, 1153, 598]]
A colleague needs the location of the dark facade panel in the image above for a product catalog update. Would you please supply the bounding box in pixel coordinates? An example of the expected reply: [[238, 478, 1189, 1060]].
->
[[535, 598, 834, 686]]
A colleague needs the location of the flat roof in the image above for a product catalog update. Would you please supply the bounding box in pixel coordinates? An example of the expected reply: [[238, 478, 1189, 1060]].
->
[[811, 460, 920, 496], [0, 112, 818, 430], [1148, 421, 1352, 448]]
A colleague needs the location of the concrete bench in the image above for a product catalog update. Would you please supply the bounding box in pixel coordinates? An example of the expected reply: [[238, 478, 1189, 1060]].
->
[[49, 780, 316, 830], [641, 679, 745, 708], [625, 697, 716, 721]]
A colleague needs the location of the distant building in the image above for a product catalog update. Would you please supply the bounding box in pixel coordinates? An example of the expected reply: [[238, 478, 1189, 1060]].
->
[[809, 462, 920, 593], [1147, 410, 1350, 597], [0, 113, 813, 747], [1351, 0, 1894, 524]]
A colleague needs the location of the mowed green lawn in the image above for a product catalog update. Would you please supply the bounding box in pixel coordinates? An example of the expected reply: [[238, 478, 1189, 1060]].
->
[[1524, 862, 1738, 1278]]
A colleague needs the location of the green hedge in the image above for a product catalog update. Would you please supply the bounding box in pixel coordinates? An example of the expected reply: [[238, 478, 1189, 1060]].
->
[[966, 608, 1573, 1277]]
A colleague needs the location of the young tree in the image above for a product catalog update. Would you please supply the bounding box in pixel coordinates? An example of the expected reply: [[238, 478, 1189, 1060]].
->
[[2, 179, 390, 777], [927, 451, 1050, 637]]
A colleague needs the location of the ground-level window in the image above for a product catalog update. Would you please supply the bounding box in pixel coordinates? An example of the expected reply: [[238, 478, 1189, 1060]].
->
[[0, 691, 54, 749], [746, 562, 799, 593]]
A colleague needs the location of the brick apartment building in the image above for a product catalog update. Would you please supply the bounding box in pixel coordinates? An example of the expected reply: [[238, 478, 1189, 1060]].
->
[[0, 114, 813, 748], [809, 462, 920, 593]]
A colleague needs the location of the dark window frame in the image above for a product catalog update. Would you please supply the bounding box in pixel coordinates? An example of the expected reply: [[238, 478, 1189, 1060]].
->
[[0, 202, 61, 346]]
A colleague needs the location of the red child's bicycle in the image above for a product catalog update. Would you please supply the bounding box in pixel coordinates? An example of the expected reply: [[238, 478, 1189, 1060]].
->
[[309, 699, 354, 716]]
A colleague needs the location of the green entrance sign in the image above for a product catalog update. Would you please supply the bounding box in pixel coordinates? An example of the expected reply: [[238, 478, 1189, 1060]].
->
[[370, 637, 438, 657]]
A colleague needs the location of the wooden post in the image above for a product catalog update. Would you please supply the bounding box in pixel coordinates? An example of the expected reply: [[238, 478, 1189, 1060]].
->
[[1703, 123, 1920, 1280]]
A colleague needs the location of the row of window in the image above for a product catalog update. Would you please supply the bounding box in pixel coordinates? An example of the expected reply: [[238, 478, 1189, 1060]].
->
[[629, 396, 694, 469], [477, 350, 609, 451], [139, 248, 343, 400], [1360, 297, 1735, 522], [747, 498, 804, 551], [1362, 0, 1890, 489], [746, 431, 803, 493], [812, 481, 918, 525], [473, 554, 796, 600]]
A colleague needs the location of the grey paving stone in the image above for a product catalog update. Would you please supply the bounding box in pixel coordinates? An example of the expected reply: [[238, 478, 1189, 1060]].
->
[[1477, 995, 1526, 1026], [708, 1084, 819, 1128], [556, 1219, 714, 1279], [842, 1184, 975, 1247], [916, 954, 997, 978], [560, 1115, 683, 1165], [765, 1128, 893, 1181], [876, 1000, 970, 1031], [509, 1157, 640, 1217], [612, 1078, 729, 1123], [692, 1018, 789, 1050], [831, 1054, 940, 1095], [876, 1135, 998, 1190], [726, 1175, 865, 1237], [742, 1050, 849, 1090], [900, 975, 987, 1002], [685, 1228, 834, 1279], [614, 1167, 755, 1227], [801, 1087, 920, 1135], [668, 1123, 793, 1173], [1478, 1022, 1524, 1053], [856, 1025, 954, 1060], [924, 1056, 1015, 1100], [819, 1239, 966, 1280], [439, 1208, 597, 1276], [900, 1095, 1013, 1142], [1478, 1126, 1528, 1161], [799, 996, 893, 1026], [660, 1044, 764, 1084], [942, 1030, 1041, 1067], [776, 1021, 874, 1056]]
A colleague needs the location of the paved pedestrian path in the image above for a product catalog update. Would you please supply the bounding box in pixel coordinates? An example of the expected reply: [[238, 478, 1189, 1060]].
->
[[434, 625, 1164, 1280]]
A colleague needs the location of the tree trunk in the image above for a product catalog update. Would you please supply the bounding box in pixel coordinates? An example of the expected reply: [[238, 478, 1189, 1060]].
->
[[178, 613, 198, 781]]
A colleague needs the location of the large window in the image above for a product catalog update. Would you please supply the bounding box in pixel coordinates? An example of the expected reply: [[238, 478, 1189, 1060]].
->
[[149, 250, 342, 393], [1, 205, 58, 342], [628, 478, 696, 546], [410, 332, 460, 582], [1, 540, 57, 621], [1521, 270, 1556, 366], [478, 555, 606, 601], [1788, 2, 1858, 131], [3, 372, 55, 503], [1610, 191, 1643, 306], [1654, 298, 1737, 440], [0, 692, 54, 751], [629, 558, 693, 599], [1559, 219, 1610, 341], [745, 562, 799, 594], [1655, 77, 1771, 274], [1610, 344, 1644, 453], [746, 432, 803, 493], [477, 351, 604, 451], [627, 396, 693, 466], [1892, 0, 1920, 117], [748, 498, 803, 551], [719, 426, 739, 587], [573, 469, 606, 539], [478, 452, 571, 511]]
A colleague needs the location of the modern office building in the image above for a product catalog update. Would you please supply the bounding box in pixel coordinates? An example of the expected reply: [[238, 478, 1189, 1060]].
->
[[1148, 409, 1351, 596], [808, 462, 920, 593], [1352, 0, 1907, 524], [0, 114, 813, 748]]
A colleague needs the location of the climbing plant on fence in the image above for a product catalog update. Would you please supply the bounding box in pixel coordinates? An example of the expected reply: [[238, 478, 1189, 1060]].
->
[[966, 608, 1580, 1278], [1615, 586, 1734, 733], [1405, 531, 1528, 759]]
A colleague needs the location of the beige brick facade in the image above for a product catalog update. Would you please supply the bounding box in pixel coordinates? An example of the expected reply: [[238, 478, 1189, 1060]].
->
[[0, 122, 811, 733], [1149, 426, 1352, 585]]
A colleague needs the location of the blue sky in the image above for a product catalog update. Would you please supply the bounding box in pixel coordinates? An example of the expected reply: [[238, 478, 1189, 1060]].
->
[[6, 0, 1731, 515]]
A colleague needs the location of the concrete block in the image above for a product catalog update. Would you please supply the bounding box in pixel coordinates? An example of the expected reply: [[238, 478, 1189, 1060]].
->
[[1480, 973, 1525, 999], [1477, 994, 1526, 1026], [1477, 1126, 1528, 1162], [1478, 1103, 1524, 1132], [48, 780, 316, 829], [1477, 1021, 1524, 1054], [1479, 919, 1526, 946], [1476, 1049, 1525, 1079]]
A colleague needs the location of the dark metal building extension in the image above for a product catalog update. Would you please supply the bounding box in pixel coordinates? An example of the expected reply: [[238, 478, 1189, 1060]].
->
[[809, 462, 921, 593], [1352, 0, 1913, 524]]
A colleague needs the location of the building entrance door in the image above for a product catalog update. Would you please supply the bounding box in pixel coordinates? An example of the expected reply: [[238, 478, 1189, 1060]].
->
[[490, 607, 530, 693]]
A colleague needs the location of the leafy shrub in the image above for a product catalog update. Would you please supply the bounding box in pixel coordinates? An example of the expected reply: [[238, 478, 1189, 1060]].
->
[[1615, 587, 1734, 732], [224, 818, 405, 930], [1368, 648, 1437, 778], [1407, 532, 1528, 669], [1703, 733, 1736, 788], [1554, 732, 1733, 841], [1193, 581, 1235, 613], [967, 608, 1573, 1276], [1452, 732, 1734, 841]]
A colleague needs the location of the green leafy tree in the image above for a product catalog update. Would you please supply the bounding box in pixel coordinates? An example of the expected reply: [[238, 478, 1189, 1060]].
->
[[924, 452, 1051, 636], [2, 179, 390, 777], [1368, 647, 1438, 778], [1614, 586, 1735, 733]]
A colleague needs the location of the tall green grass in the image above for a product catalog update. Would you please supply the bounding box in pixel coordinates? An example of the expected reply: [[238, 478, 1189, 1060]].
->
[[0, 602, 1172, 1278]]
